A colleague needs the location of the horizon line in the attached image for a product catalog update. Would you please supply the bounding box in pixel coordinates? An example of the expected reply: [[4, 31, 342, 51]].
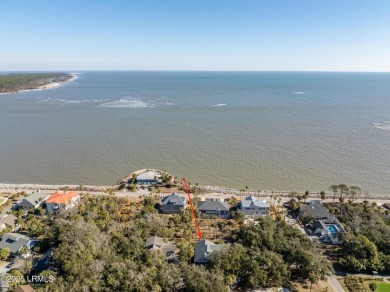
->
[[1, 69, 390, 73]]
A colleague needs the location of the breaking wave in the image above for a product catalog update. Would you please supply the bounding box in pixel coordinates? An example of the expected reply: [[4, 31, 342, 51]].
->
[[371, 122, 390, 131], [41, 98, 108, 104], [99, 98, 155, 108], [211, 103, 227, 107]]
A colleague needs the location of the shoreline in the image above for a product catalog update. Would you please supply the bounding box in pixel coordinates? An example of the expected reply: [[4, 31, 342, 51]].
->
[[0, 73, 77, 95], [20, 73, 78, 93], [0, 182, 389, 200]]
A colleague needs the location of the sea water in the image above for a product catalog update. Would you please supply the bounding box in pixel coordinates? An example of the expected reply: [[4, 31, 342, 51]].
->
[[0, 71, 389, 194]]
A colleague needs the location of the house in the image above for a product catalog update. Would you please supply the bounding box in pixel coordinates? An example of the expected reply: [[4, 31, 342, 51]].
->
[[312, 219, 345, 245], [0, 233, 37, 257], [300, 200, 334, 221], [194, 239, 225, 264], [136, 170, 161, 185], [17, 190, 50, 211], [0, 214, 18, 232], [197, 201, 230, 219], [15, 285, 36, 292], [160, 193, 187, 214], [46, 191, 80, 214], [237, 196, 270, 216], [313, 220, 330, 236], [145, 236, 177, 261]]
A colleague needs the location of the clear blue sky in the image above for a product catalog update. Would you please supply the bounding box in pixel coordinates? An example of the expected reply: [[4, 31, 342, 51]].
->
[[1, 0, 390, 71]]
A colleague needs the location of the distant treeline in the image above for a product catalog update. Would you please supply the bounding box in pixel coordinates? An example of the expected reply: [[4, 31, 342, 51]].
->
[[0, 73, 72, 93]]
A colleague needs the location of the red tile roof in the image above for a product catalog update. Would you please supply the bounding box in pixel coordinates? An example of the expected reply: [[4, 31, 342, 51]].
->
[[46, 191, 80, 204]]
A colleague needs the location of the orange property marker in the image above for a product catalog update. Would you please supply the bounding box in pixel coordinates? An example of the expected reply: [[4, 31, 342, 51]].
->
[[182, 178, 203, 239]]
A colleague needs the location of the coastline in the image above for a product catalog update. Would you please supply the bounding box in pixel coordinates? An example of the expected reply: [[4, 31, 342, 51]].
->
[[0, 73, 77, 95], [20, 73, 78, 93], [0, 182, 389, 200]]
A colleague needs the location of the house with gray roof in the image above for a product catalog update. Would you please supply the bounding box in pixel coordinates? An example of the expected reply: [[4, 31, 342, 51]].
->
[[194, 239, 226, 264], [0, 215, 18, 232], [237, 196, 270, 216], [136, 170, 161, 185], [160, 193, 187, 214], [313, 220, 330, 235], [0, 233, 37, 257], [197, 201, 230, 219], [300, 200, 334, 221], [17, 191, 50, 211], [145, 236, 177, 261], [312, 219, 345, 245]]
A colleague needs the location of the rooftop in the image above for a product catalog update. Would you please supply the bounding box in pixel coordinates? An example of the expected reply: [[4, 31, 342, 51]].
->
[[161, 193, 187, 206], [137, 170, 159, 181], [15, 285, 36, 292], [197, 201, 230, 211], [0, 233, 32, 254], [194, 239, 226, 263], [313, 220, 328, 231], [22, 191, 50, 207], [0, 214, 17, 227], [46, 191, 80, 204], [145, 236, 164, 250], [238, 196, 270, 208], [301, 200, 332, 219]]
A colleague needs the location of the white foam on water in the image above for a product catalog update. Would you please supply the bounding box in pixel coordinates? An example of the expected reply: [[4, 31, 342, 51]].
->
[[293, 91, 305, 94], [211, 103, 227, 107], [371, 122, 390, 131], [41, 98, 109, 104], [99, 98, 155, 108]]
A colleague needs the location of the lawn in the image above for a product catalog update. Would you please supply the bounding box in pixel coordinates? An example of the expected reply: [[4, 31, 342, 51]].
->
[[377, 283, 390, 292], [363, 281, 390, 292]]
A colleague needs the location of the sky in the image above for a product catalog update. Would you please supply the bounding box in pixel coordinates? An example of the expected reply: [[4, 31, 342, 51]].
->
[[1, 0, 390, 71]]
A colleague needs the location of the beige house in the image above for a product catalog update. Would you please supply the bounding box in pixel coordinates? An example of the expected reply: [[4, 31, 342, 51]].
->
[[46, 191, 80, 213]]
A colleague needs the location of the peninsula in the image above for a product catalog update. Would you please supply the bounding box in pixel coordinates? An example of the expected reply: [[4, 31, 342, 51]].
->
[[0, 72, 75, 94]]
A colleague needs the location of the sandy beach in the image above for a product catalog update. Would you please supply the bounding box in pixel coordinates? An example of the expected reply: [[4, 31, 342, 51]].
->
[[24, 73, 78, 92], [0, 73, 78, 95]]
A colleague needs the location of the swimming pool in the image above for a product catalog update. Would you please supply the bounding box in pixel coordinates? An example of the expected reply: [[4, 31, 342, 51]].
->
[[326, 225, 338, 234]]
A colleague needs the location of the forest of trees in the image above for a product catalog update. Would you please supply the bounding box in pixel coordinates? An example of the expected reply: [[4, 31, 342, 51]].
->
[[0, 73, 72, 93], [7, 194, 333, 291], [331, 202, 390, 273]]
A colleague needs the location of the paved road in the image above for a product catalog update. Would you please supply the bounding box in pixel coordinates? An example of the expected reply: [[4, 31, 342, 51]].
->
[[327, 275, 345, 292]]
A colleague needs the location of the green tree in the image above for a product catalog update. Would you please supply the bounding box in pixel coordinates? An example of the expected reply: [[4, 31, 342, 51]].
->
[[8, 269, 26, 289], [369, 282, 377, 292], [308, 272, 319, 292], [178, 238, 194, 263], [329, 185, 338, 203], [303, 191, 310, 203], [0, 248, 10, 260], [320, 191, 326, 201]]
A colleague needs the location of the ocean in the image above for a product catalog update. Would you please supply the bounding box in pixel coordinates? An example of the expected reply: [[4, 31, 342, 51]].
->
[[1, 71, 390, 194]]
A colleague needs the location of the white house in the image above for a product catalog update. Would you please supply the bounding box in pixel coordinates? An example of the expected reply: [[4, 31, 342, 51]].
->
[[136, 170, 161, 185], [237, 196, 270, 216], [46, 191, 80, 214]]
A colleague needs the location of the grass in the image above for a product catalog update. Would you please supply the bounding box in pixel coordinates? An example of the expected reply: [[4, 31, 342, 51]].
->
[[363, 280, 390, 292], [377, 283, 390, 292]]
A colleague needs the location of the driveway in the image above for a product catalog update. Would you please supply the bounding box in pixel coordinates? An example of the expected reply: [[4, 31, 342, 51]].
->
[[327, 275, 345, 292]]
